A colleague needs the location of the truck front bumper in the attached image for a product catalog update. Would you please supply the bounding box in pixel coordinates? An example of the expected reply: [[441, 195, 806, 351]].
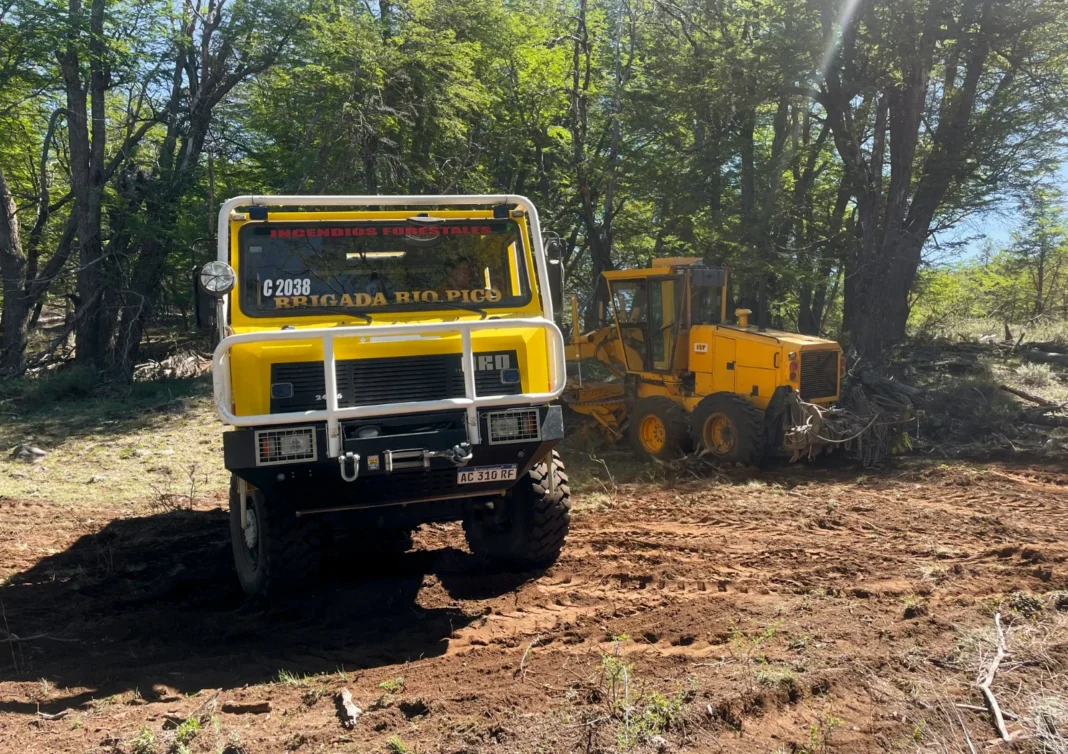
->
[[223, 405, 563, 512]]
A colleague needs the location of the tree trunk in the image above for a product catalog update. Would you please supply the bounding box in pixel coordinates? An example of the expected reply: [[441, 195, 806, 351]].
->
[[0, 168, 30, 376], [846, 229, 924, 360], [62, 0, 110, 369]]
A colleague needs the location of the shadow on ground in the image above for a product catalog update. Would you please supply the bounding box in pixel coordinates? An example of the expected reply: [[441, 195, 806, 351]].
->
[[0, 507, 529, 715]]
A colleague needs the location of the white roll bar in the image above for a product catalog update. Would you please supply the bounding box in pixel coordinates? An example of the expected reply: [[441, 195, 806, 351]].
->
[[211, 196, 565, 457], [216, 194, 556, 329]]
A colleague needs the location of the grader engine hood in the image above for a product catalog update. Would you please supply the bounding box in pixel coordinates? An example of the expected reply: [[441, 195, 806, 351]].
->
[[689, 324, 842, 408]]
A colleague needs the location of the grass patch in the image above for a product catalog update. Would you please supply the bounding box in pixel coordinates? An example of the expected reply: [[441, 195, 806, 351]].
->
[[799, 708, 843, 754], [385, 735, 413, 754], [370, 676, 406, 710], [1008, 590, 1045, 618], [171, 716, 200, 754], [902, 595, 928, 619], [276, 669, 313, 686], [755, 665, 796, 689], [131, 725, 156, 754], [0, 374, 227, 507]]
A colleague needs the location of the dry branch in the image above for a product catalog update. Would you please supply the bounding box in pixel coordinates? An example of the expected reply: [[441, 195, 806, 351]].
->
[[976, 612, 1011, 742], [1023, 341, 1068, 354], [0, 633, 78, 644], [1019, 402, 1068, 426], [953, 704, 979, 754], [954, 703, 1018, 721], [999, 384, 1054, 406]]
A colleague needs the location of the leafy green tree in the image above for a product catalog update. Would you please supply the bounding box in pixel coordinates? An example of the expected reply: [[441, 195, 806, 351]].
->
[[819, 0, 1068, 362], [1007, 187, 1068, 317]]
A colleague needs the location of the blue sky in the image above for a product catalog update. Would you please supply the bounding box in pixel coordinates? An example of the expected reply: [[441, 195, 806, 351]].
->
[[944, 161, 1068, 263]]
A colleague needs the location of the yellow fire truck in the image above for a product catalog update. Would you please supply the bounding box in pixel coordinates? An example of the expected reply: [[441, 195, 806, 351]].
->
[[198, 195, 570, 597]]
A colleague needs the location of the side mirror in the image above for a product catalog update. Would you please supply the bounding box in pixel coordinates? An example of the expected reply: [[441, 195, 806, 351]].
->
[[193, 267, 217, 332], [544, 237, 564, 316]]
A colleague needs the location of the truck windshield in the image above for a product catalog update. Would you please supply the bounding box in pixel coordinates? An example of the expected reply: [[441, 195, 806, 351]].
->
[[238, 220, 531, 317]]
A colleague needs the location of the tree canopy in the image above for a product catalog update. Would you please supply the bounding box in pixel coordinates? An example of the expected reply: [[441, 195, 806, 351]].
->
[[2, 0, 1067, 377]]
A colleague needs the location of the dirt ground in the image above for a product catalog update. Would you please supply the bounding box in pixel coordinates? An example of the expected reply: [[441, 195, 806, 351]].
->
[[0, 452, 1066, 754]]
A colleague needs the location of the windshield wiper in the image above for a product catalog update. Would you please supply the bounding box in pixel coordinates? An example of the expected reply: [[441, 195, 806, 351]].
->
[[429, 301, 488, 319], [278, 303, 487, 322], [312, 306, 372, 323]]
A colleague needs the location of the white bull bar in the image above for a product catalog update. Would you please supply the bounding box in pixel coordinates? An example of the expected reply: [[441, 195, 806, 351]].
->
[[212, 194, 565, 459], [213, 318, 566, 457]]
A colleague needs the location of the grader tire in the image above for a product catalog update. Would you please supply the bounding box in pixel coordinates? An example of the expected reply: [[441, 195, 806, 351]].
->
[[690, 392, 764, 465], [628, 396, 689, 462]]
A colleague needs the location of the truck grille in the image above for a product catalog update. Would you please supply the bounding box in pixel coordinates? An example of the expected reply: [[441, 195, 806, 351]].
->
[[799, 350, 839, 401], [270, 351, 519, 413]]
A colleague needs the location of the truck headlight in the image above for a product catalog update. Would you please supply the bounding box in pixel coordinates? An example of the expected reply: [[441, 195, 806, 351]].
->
[[255, 427, 317, 466], [199, 261, 236, 297], [496, 414, 520, 437], [279, 433, 313, 456], [487, 409, 540, 444]]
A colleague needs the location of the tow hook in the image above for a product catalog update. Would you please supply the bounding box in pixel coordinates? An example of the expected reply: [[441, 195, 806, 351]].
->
[[424, 442, 473, 468], [339, 452, 361, 482]]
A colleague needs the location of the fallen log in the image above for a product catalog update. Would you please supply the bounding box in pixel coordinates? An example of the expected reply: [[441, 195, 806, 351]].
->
[[1022, 341, 1068, 354], [859, 371, 923, 399], [1020, 410, 1068, 428], [220, 701, 271, 715], [1023, 349, 1068, 367]]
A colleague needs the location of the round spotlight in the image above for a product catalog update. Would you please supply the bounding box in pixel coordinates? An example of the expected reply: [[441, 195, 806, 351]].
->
[[199, 261, 236, 297], [356, 426, 380, 439]]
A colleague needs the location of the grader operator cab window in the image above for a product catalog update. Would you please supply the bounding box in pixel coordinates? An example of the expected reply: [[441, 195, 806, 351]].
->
[[690, 267, 727, 325], [609, 277, 683, 373]]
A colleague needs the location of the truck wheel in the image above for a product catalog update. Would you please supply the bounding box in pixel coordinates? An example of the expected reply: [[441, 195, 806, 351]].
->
[[463, 451, 570, 570], [229, 475, 321, 597], [690, 392, 764, 464], [629, 396, 689, 461]]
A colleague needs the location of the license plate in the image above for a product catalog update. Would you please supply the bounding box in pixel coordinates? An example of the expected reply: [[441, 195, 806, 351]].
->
[[458, 464, 517, 485]]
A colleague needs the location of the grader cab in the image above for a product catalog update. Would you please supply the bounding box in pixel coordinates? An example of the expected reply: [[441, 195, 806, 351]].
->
[[564, 258, 845, 463]]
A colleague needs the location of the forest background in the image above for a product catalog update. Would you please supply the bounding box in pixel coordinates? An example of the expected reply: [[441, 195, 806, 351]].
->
[[2, 0, 1068, 381]]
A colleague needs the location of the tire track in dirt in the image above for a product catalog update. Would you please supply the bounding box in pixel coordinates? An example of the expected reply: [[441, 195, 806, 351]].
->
[[0, 459, 1065, 753]]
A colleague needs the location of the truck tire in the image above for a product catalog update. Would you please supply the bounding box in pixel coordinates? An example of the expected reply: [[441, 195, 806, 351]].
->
[[629, 396, 689, 461], [463, 451, 570, 570], [229, 475, 321, 597], [690, 392, 764, 464]]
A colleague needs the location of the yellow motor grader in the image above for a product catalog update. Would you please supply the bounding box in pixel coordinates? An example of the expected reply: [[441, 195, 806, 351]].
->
[[564, 258, 846, 463]]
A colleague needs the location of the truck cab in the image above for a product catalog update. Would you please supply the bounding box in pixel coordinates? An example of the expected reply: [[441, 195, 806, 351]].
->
[[201, 195, 570, 597]]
